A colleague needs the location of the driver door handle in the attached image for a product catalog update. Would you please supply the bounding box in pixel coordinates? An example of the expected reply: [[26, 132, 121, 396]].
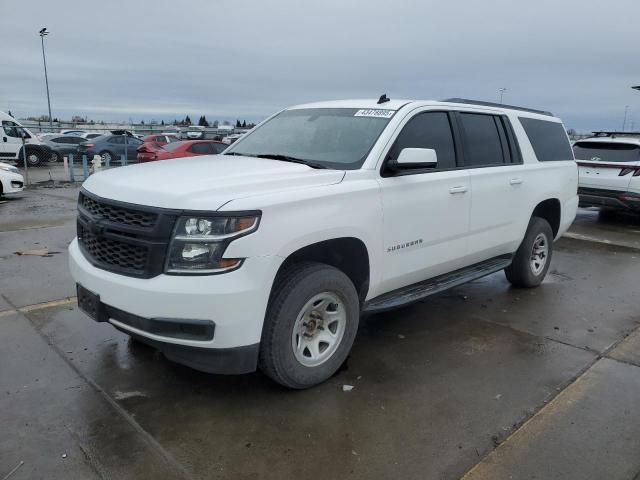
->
[[449, 186, 468, 194], [509, 178, 523, 185]]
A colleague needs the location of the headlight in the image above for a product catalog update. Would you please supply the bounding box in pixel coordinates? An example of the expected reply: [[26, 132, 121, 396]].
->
[[0, 164, 19, 174], [165, 213, 260, 274]]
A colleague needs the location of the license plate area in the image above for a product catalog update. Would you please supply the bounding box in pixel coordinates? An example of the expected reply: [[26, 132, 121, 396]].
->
[[76, 284, 106, 322]]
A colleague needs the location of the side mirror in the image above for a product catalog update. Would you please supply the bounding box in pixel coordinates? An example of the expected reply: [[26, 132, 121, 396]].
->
[[395, 148, 438, 168]]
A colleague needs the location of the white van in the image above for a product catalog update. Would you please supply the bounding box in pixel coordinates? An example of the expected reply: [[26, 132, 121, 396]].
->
[[0, 111, 53, 166]]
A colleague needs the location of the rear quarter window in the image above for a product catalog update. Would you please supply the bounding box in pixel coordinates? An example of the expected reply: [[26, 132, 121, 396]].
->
[[519, 117, 573, 162]]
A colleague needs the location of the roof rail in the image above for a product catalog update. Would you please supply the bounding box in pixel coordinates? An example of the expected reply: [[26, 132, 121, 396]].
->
[[441, 98, 554, 117], [591, 131, 640, 138]]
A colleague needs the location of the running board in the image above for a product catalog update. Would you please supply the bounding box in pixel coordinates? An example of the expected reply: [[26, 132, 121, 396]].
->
[[363, 254, 513, 314]]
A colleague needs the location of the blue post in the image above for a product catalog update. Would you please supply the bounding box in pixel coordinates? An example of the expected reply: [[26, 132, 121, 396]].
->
[[82, 155, 88, 179], [105, 154, 110, 168], [121, 154, 127, 166], [69, 154, 75, 182]]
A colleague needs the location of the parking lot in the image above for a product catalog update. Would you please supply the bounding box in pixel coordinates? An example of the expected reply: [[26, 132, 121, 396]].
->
[[1, 181, 639, 480]]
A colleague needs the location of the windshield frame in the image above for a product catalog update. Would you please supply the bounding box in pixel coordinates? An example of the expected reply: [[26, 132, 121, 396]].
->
[[224, 107, 396, 170]]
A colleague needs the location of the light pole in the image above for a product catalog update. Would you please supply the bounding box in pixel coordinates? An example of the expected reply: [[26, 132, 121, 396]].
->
[[39, 27, 53, 131], [622, 105, 629, 131], [498, 87, 507, 104]]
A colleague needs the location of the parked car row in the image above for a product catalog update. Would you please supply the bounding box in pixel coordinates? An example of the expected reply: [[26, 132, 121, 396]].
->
[[137, 139, 226, 162]]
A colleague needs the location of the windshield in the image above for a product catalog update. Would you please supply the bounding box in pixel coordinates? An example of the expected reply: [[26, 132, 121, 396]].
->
[[224, 108, 394, 169], [573, 142, 640, 163]]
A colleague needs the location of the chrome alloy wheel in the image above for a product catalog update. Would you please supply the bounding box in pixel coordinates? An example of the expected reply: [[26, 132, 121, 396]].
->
[[291, 292, 346, 367], [530, 232, 549, 275]]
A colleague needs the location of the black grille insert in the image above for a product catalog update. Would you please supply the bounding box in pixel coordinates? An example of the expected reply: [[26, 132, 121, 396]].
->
[[76, 190, 178, 278], [78, 224, 148, 273], [80, 192, 158, 228]]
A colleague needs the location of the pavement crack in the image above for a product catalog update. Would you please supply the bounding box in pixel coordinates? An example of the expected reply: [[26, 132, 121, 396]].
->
[[460, 320, 640, 479], [1, 294, 194, 480]]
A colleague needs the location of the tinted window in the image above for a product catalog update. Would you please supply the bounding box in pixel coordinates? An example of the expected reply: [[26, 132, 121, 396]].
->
[[573, 142, 640, 163], [163, 142, 187, 152], [50, 136, 66, 143], [68, 137, 86, 144], [459, 113, 505, 167], [519, 117, 573, 162], [188, 143, 213, 154], [108, 136, 124, 144], [387, 112, 457, 170], [211, 143, 225, 154]]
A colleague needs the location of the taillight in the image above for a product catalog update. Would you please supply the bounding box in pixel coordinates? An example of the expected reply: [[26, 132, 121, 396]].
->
[[81, 143, 94, 149]]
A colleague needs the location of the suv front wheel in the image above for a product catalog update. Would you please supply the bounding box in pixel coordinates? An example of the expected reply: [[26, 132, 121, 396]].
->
[[259, 262, 360, 389], [505, 216, 553, 288]]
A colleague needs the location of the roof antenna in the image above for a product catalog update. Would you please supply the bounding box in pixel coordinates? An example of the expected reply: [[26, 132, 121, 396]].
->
[[377, 94, 390, 104]]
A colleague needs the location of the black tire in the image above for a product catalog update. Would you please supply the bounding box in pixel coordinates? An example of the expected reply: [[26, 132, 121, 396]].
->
[[99, 151, 114, 164], [259, 262, 360, 389], [505, 216, 553, 288], [24, 148, 45, 167]]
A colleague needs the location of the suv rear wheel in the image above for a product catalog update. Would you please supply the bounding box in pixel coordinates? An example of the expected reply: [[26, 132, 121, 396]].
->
[[505, 216, 553, 288], [259, 262, 359, 389]]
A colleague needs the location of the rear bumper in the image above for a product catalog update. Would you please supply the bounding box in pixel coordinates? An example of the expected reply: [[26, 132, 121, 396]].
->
[[578, 187, 640, 211]]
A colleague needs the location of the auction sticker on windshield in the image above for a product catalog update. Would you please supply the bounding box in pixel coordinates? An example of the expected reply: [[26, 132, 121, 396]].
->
[[354, 109, 395, 118]]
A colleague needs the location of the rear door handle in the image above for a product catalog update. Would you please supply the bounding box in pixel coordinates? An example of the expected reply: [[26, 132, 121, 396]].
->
[[449, 186, 468, 194], [509, 178, 523, 185]]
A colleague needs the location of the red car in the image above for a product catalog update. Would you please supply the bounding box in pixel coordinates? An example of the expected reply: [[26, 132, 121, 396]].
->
[[139, 140, 227, 162], [137, 134, 179, 162]]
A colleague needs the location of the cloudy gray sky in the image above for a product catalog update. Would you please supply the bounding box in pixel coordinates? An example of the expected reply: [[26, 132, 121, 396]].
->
[[1, 0, 639, 130]]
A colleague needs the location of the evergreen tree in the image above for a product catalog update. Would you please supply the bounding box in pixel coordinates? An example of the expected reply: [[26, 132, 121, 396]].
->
[[242, 120, 246, 128], [213, 120, 219, 128], [161, 120, 165, 126], [184, 115, 192, 125], [236, 119, 241, 128]]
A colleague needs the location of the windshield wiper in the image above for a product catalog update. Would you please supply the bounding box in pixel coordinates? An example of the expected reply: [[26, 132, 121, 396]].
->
[[254, 153, 328, 169]]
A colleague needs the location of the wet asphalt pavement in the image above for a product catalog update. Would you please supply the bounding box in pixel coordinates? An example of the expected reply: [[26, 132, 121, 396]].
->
[[1, 181, 640, 480]]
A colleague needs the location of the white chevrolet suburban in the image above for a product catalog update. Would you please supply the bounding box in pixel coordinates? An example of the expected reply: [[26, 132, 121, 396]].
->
[[69, 97, 578, 388], [574, 131, 640, 212]]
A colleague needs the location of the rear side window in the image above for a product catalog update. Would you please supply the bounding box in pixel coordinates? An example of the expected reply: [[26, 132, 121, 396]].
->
[[386, 111, 457, 170], [211, 143, 225, 154], [573, 142, 640, 163], [519, 117, 573, 162], [188, 143, 212, 154], [458, 113, 506, 167]]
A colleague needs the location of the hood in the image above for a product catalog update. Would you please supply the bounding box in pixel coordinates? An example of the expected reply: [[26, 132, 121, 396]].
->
[[82, 155, 345, 210]]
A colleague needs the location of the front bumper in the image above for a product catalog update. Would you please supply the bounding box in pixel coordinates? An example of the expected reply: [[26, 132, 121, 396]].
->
[[578, 187, 640, 211], [69, 238, 281, 372], [1, 171, 24, 194]]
